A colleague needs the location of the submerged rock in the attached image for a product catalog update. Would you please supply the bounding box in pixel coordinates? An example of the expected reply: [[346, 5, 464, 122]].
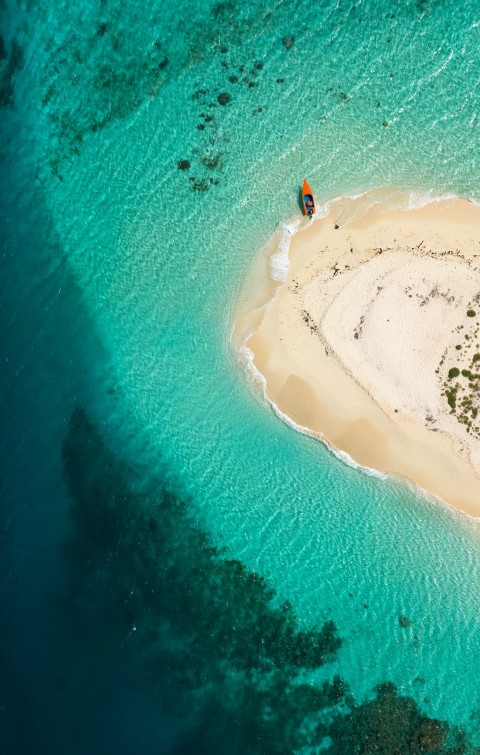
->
[[192, 88, 208, 100], [189, 176, 209, 192], [212, 1, 232, 18], [217, 91, 230, 105], [282, 35, 295, 49], [399, 614, 412, 628], [178, 159, 191, 170], [201, 154, 223, 170]]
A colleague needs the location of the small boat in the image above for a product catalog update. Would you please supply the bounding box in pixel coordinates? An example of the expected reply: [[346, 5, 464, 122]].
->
[[302, 179, 316, 218]]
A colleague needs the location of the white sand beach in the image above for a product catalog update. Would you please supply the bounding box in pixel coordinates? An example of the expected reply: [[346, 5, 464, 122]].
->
[[236, 193, 480, 516]]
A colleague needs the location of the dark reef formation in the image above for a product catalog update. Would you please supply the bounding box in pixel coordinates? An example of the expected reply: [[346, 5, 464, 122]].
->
[[0, 38, 24, 107], [36, 0, 261, 176], [61, 408, 477, 754], [281, 35, 295, 50], [217, 91, 230, 106]]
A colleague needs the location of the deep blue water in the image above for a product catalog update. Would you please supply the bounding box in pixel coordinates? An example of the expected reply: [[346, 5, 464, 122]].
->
[[2, 0, 480, 752]]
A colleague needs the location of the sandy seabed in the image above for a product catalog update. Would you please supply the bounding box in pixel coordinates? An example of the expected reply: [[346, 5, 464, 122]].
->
[[235, 191, 480, 517]]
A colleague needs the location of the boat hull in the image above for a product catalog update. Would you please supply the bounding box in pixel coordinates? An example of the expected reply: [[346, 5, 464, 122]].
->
[[302, 179, 316, 217]]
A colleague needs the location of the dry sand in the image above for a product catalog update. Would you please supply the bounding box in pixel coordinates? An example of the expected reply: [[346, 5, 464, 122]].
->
[[236, 191, 480, 517]]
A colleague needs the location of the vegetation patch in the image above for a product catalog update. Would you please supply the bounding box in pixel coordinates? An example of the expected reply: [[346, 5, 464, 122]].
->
[[438, 311, 480, 436], [445, 385, 458, 410]]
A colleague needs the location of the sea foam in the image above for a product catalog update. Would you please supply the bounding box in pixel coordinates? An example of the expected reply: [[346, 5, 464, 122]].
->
[[268, 219, 300, 282], [267, 200, 333, 283]]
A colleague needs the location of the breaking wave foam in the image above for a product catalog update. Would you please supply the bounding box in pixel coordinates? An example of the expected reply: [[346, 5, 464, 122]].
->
[[267, 200, 333, 283], [268, 219, 300, 282]]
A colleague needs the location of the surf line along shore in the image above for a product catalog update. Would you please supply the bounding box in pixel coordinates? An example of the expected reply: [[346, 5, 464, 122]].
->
[[236, 192, 480, 517]]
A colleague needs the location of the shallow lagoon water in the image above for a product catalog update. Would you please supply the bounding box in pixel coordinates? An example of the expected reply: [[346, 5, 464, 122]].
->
[[2, 0, 480, 751]]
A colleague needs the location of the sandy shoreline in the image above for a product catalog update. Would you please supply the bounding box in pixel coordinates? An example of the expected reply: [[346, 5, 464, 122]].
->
[[235, 191, 480, 517]]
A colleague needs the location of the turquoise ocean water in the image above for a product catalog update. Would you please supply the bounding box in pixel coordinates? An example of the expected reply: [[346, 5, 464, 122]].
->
[[2, 0, 480, 751]]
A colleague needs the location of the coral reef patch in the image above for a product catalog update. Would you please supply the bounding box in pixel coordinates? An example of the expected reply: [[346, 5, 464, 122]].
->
[[61, 409, 477, 753]]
